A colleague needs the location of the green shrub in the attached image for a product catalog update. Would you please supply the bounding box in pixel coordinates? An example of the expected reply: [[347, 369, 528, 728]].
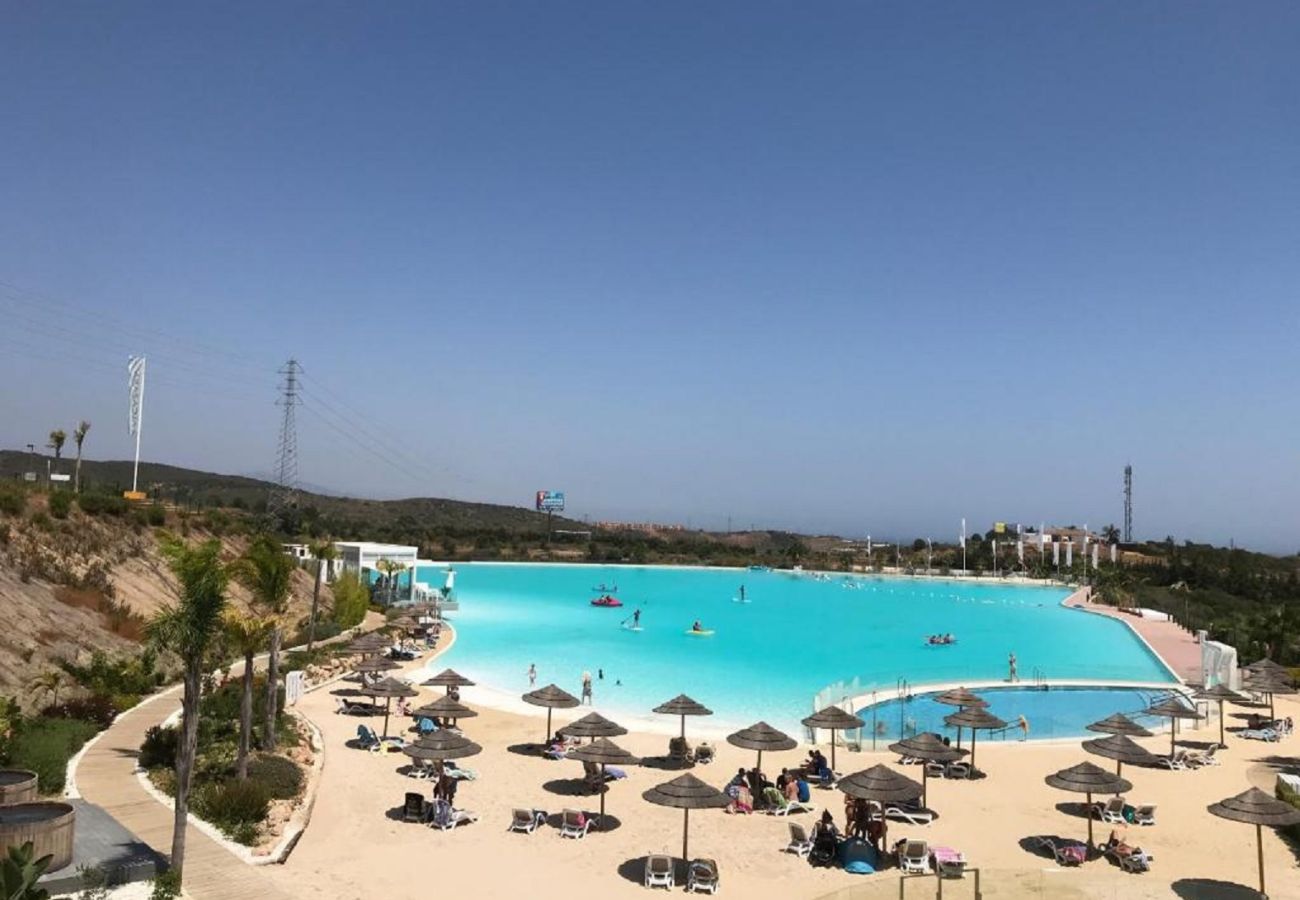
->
[[138, 726, 178, 770], [77, 494, 128, 517], [0, 489, 25, 516], [42, 695, 120, 730], [7, 718, 99, 794], [48, 492, 72, 519], [148, 869, 181, 900], [247, 755, 303, 800], [62, 651, 160, 699], [29, 511, 51, 531], [1278, 780, 1300, 843], [192, 779, 269, 844], [330, 571, 369, 629]]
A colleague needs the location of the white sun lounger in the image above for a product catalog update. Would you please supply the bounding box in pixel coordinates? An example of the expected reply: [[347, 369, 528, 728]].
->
[[899, 840, 930, 874], [559, 808, 593, 839], [507, 808, 546, 834], [785, 822, 813, 858], [645, 854, 675, 889], [885, 804, 934, 825]]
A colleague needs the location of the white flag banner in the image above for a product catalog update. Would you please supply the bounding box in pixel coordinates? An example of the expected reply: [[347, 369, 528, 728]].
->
[[1052, 541, 1060, 565], [1110, 543, 1117, 564], [1066, 542, 1073, 567], [128, 356, 146, 436], [1017, 539, 1024, 563], [1092, 544, 1099, 568]]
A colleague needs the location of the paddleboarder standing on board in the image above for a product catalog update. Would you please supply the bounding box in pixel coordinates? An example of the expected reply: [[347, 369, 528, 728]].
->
[[739, 585, 746, 602], [633, 608, 641, 627]]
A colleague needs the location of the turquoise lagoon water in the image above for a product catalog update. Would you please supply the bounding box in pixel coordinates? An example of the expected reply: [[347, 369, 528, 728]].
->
[[422, 564, 1177, 734]]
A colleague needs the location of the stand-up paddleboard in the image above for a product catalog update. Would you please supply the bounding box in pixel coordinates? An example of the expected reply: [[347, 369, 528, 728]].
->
[[732, 597, 751, 603], [622, 624, 643, 632], [684, 629, 715, 637]]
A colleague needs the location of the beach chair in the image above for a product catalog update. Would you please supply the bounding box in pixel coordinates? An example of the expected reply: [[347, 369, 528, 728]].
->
[[1133, 805, 1156, 826], [402, 792, 426, 823], [644, 854, 674, 890], [925, 761, 946, 779], [899, 840, 930, 874], [1187, 745, 1221, 767], [884, 803, 934, 826], [931, 846, 966, 878], [1095, 796, 1127, 824], [945, 761, 971, 780], [785, 822, 813, 859], [1237, 728, 1279, 742], [695, 742, 715, 764], [507, 808, 546, 834], [444, 762, 477, 781], [336, 697, 371, 716], [1158, 750, 1189, 770], [406, 758, 432, 780], [669, 737, 693, 766], [762, 789, 813, 817], [686, 858, 719, 894], [1037, 838, 1086, 866], [357, 724, 402, 752], [897, 754, 919, 766], [559, 808, 593, 839], [428, 798, 478, 831], [1119, 850, 1153, 873]]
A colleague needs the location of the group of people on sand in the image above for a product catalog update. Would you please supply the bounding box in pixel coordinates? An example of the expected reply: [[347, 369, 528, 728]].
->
[[724, 764, 811, 813], [842, 797, 889, 851]]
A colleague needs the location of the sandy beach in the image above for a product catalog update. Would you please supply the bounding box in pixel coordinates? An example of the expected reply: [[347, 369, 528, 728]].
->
[[264, 637, 1300, 900]]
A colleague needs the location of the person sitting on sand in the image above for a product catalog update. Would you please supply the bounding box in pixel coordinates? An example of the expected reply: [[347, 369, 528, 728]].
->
[[813, 809, 840, 843], [726, 768, 747, 792], [726, 784, 753, 815], [783, 776, 800, 804]]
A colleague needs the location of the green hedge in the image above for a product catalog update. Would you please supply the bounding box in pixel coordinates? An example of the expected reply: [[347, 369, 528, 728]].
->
[[192, 779, 270, 845], [247, 755, 303, 799], [1278, 781, 1300, 844], [7, 718, 100, 794]]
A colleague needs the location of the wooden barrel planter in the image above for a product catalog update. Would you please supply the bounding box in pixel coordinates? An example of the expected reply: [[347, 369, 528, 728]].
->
[[0, 770, 39, 806], [0, 802, 76, 872]]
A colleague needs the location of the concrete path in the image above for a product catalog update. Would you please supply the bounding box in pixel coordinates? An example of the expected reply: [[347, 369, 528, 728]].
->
[[74, 614, 386, 900], [1065, 588, 1204, 683]]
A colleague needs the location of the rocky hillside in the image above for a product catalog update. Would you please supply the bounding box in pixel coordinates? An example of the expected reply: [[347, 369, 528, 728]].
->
[[0, 493, 323, 708]]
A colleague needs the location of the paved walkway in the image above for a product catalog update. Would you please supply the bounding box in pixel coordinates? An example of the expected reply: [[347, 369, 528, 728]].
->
[[73, 615, 385, 900], [1065, 588, 1204, 683]]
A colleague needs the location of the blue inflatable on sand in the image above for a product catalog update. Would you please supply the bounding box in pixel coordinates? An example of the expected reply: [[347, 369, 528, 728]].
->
[[839, 839, 878, 874]]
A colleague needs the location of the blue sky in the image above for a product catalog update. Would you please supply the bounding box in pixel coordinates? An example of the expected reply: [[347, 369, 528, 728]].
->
[[2, 2, 1298, 550]]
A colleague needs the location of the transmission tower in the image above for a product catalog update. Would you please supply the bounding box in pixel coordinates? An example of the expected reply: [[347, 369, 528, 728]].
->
[[269, 359, 302, 515], [1123, 464, 1133, 543]]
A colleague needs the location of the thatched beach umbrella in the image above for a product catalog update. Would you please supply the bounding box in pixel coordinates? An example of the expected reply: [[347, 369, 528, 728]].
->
[[359, 676, 419, 739], [1045, 762, 1132, 849], [1194, 683, 1248, 749], [1085, 713, 1153, 738], [523, 683, 581, 744], [1242, 674, 1296, 724], [412, 694, 477, 729], [933, 687, 988, 749], [403, 730, 482, 778], [1243, 658, 1291, 680], [652, 695, 713, 739], [837, 764, 924, 809], [802, 706, 865, 772], [352, 657, 401, 674], [642, 773, 729, 863], [942, 707, 1007, 772], [390, 615, 418, 632], [726, 721, 797, 771], [886, 733, 964, 807], [560, 712, 628, 741], [344, 632, 390, 655], [1143, 697, 1205, 759], [567, 737, 639, 827], [1081, 733, 1159, 776], [1207, 787, 1300, 897], [423, 668, 476, 694]]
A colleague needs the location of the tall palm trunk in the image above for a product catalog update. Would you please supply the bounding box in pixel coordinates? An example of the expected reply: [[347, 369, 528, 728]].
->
[[74, 449, 83, 493], [307, 559, 324, 651], [237, 648, 254, 778], [172, 661, 202, 878], [264, 627, 281, 751]]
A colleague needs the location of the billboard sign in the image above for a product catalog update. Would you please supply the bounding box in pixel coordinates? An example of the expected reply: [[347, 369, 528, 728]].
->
[[535, 490, 565, 512]]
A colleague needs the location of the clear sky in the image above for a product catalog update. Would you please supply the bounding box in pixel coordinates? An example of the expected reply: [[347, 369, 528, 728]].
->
[[2, 2, 1297, 551]]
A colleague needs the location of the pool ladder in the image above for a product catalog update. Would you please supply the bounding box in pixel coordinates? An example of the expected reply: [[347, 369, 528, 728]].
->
[[1031, 668, 1047, 689]]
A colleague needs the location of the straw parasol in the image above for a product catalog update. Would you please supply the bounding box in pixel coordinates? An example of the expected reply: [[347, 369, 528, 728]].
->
[[343, 633, 390, 655], [566, 738, 639, 826], [802, 706, 866, 773], [837, 764, 924, 808], [402, 730, 482, 778], [1242, 674, 1296, 724], [886, 733, 964, 807], [1143, 697, 1205, 759], [1081, 733, 1159, 776], [422, 668, 476, 694], [641, 773, 729, 863], [726, 722, 797, 770], [942, 707, 1007, 772], [652, 695, 713, 739], [1045, 761, 1132, 849], [933, 687, 988, 749], [559, 712, 628, 741], [390, 615, 418, 631], [522, 684, 581, 744], [1243, 658, 1291, 679], [1208, 787, 1300, 897], [1193, 683, 1248, 749], [411, 694, 477, 726], [359, 677, 419, 739], [1085, 712, 1153, 738]]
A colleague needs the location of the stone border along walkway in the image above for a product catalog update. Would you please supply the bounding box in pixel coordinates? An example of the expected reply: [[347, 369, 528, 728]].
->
[[72, 613, 392, 900]]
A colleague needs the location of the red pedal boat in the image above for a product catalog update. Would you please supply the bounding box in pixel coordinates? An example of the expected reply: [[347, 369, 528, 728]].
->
[[590, 595, 623, 608]]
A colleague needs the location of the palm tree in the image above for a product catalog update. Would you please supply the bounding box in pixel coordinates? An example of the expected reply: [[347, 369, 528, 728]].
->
[[375, 558, 405, 604], [306, 539, 338, 650], [72, 421, 91, 494], [147, 537, 228, 882], [28, 670, 68, 708], [46, 429, 66, 460], [1101, 524, 1121, 545], [234, 535, 294, 752], [223, 611, 273, 779]]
